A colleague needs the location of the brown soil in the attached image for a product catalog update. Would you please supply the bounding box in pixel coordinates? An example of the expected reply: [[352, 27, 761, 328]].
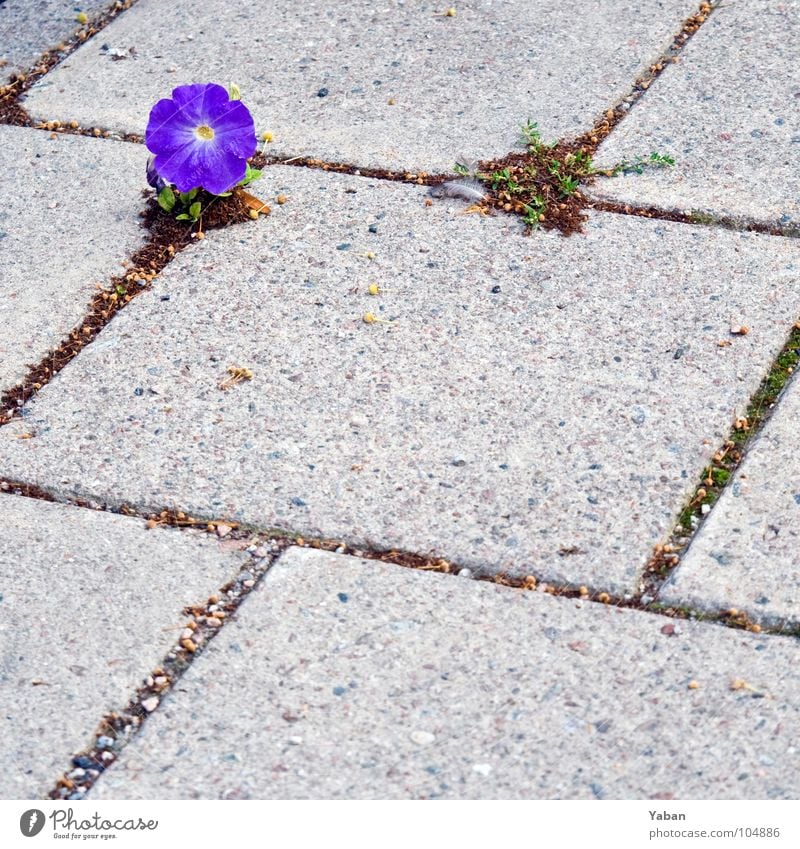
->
[[476, 142, 591, 236]]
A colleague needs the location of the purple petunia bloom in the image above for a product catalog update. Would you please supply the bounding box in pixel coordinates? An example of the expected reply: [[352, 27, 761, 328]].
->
[[145, 83, 257, 195]]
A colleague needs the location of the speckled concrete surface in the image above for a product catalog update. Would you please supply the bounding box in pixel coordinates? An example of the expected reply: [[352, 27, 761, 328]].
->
[[21, 0, 699, 171], [90, 546, 800, 800], [0, 0, 112, 84], [0, 126, 146, 393], [2, 167, 799, 594], [0, 495, 249, 799], [590, 0, 800, 229], [661, 374, 800, 629]]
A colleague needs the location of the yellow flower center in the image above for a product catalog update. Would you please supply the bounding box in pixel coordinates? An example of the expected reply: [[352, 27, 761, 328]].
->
[[195, 124, 215, 141]]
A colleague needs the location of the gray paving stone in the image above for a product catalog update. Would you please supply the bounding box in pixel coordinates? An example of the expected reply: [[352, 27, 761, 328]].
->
[[0, 126, 146, 393], [2, 167, 800, 593], [0, 494, 249, 799], [0, 0, 111, 84], [590, 1, 800, 229], [661, 374, 800, 629], [22, 0, 699, 171], [91, 546, 800, 800]]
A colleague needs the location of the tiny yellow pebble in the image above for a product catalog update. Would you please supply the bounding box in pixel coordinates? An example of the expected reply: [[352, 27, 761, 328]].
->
[[276, 194, 288, 204], [445, 6, 456, 16], [76, 11, 89, 25], [387, 97, 396, 106], [368, 283, 380, 296], [363, 312, 378, 324], [688, 680, 700, 690]]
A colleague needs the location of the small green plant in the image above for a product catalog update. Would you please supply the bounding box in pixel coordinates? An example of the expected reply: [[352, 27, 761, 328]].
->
[[520, 119, 555, 154], [490, 168, 523, 194], [557, 174, 580, 196], [520, 119, 542, 151], [158, 186, 203, 222], [521, 195, 546, 228], [604, 151, 675, 176]]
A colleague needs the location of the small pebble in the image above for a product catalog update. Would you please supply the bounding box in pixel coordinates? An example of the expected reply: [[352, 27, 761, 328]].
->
[[458, 568, 473, 578], [141, 696, 159, 712], [96, 735, 114, 749], [472, 763, 492, 776], [317, 87, 328, 97], [410, 731, 435, 746], [216, 523, 233, 538], [288, 736, 303, 745], [701, 503, 711, 515]]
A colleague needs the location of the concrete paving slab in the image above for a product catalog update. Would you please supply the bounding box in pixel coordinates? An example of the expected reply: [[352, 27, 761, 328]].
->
[[0, 0, 112, 85], [661, 374, 800, 629], [2, 167, 800, 593], [0, 126, 146, 393], [91, 546, 800, 800], [0, 494, 249, 799], [21, 0, 699, 172], [590, 0, 800, 229]]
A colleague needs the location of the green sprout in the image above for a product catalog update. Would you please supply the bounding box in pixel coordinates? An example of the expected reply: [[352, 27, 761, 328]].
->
[[604, 151, 676, 176]]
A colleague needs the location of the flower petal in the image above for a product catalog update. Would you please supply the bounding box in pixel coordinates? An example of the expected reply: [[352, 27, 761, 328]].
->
[[145, 96, 196, 155], [210, 101, 257, 159], [172, 82, 229, 125], [154, 138, 247, 194], [195, 141, 248, 194]]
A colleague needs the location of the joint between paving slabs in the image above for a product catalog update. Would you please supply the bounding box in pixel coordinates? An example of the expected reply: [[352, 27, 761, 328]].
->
[[0, 162, 275, 427], [2, 482, 798, 643], [47, 533, 294, 800], [4, 0, 786, 240], [0, 0, 142, 129], [642, 324, 800, 618], [1, 0, 736, 240]]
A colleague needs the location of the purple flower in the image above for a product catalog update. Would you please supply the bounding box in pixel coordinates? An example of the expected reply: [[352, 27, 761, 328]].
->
[[145, 83, 257, 195]]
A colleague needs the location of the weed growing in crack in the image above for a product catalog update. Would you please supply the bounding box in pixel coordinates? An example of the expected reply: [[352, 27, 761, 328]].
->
[[596, 150, 676, 177], [646, 323, 800, 590], [431, 120, 677, 235]]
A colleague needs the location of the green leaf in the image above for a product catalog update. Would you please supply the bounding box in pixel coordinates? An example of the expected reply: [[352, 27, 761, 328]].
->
[[188, 201, 202, 220], [157, 186, 175, 212], [175, 213, 192, 220], [228, 82, 241, 101], [239, 163, 262, 187], [178, 188, 198, 205]]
